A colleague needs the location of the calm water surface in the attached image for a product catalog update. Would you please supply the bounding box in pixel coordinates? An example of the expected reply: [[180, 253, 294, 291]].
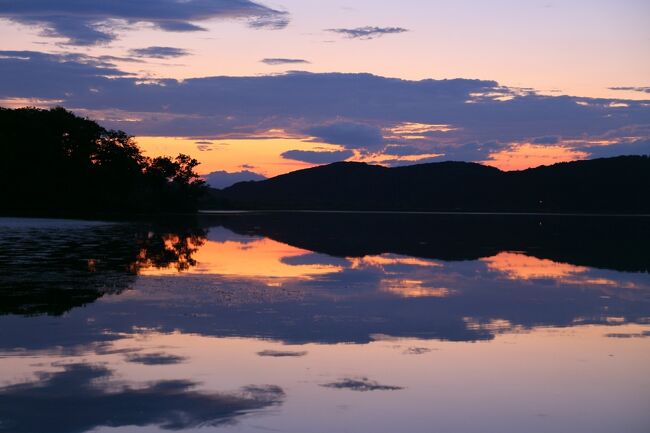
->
[[0, 213, 649, 433]]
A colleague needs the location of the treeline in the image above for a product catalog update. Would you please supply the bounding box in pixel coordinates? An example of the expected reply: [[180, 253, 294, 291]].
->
[[0, 107, 206, 215]]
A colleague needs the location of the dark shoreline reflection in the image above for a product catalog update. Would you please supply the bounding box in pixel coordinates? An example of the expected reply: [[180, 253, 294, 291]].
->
[[0, 217, 207, 316], [203, 212, 650, 273]]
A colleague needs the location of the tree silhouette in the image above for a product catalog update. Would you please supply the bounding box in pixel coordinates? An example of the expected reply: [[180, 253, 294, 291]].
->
[[0, 107, 207, 215]]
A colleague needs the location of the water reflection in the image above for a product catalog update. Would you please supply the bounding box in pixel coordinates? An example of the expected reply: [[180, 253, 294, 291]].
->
[[0, 218, 206, 315], [0, 214, 649, 433], [0, 363, 284, 433]]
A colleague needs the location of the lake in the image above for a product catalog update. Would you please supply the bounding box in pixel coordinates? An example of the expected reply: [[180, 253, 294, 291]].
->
[[0, 213, 649, 433]]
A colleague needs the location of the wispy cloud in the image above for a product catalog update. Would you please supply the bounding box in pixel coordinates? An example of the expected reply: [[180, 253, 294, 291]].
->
[[326, 26, 408, 40], [609, 86, 650, 94], [0, 0, 289, 45], [257, 350, 308, 357], [124, 352, 187, 365], [321, 377, 404, 391], [261, 58, 310, 65], [129, 46, 190, 59]]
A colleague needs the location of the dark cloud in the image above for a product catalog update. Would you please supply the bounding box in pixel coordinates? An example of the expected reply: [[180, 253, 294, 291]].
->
[[321, 377, 404, 391], [327, 26, 408, 40], [0, 0, 289, 45], [0, 364, 284, 433], [124, 352, 187, 365], [257, 349, 308, 357], [532, 136, 560, 145], [195, 141, 214, 151], [383, 145, 432, 156], [261, 58, 310, 65], [609, 86, 650, 94], [605, 332, 650, 338], [1, 50, 649, 162], [129, 46, 190, 59], [281, 149, 354, 164], [403, 347, 433, 355], [305, 122, 384, 149], [204, 170, 266, 189]]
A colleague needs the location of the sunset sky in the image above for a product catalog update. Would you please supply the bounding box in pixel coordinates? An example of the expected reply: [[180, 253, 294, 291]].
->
[[1, 0, 649, 184]]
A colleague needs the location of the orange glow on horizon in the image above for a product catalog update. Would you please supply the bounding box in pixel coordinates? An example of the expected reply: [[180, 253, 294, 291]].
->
[[136, 136, 340, 177], [134, 134, 602, 180], [484, 143, 588, 171]]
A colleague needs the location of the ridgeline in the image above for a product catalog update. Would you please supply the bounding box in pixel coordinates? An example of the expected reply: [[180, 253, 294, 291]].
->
[[208, 156, 650, 213]]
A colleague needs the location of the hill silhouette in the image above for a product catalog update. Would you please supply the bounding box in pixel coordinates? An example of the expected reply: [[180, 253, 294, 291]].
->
[[0, 107, 206, 216], [207, 157, 650, 213]]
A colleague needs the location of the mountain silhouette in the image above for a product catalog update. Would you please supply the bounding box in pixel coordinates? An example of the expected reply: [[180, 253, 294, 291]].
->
[[207, 156, 650, 213]]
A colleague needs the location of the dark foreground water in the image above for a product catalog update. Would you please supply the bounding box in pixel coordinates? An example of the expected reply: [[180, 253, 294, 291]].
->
[[0, 213, 649, 433]]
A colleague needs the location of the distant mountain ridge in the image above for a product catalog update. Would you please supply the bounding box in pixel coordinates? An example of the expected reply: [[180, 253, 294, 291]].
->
[[206, 156, 650, 213]]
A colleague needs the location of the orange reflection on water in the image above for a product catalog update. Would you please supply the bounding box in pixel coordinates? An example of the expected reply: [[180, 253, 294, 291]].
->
[[483, 252, 588, 280], [350, 255, 442, 270], [140, 237, 343, 280], [381, 279, 452, 298]]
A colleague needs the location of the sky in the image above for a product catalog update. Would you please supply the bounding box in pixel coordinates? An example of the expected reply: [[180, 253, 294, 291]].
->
[[1, 0, 649, 184]]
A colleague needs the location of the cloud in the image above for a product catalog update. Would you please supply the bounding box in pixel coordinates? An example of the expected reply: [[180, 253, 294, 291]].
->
[[281, 149, 354, 164], [0, 0, 289, 45], [403, 347, 433, 355], [383, 145, 431, 156], [129, 46, 190, 59], [532, 136, 560, 145], [257, 350, 308, 357], [582, 139, 650, 158], [321, 377, 404, 391], [195, 141, 214, 151], [609, 86, 650, 94], [0, 364, 284, 433], [261, 58, 310, 65], [204, 170, 266, 189], [327, 26, 408, 40], [1, 50, 649, 162], [605, 332, 650, 338], [305, 122, 384, 149], [124, 352, 187, 365]]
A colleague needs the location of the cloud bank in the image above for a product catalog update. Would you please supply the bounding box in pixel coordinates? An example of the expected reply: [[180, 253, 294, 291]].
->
[[1, 50, 649, 163]]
